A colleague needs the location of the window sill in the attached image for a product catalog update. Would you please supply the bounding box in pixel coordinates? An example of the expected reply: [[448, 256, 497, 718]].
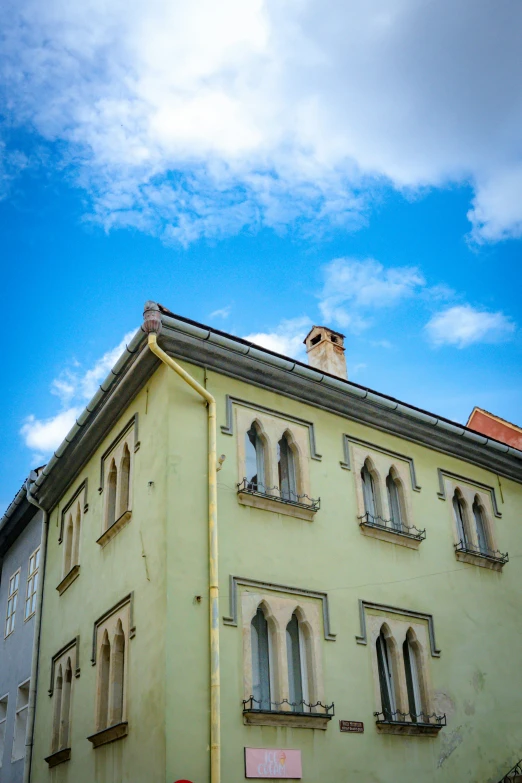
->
[[57, 565, 80, 595], [359, 522, 422, 550], [238, 492, 317, 522], [87, 721, 128, 748], [376, 721, 443, 737], [243, 710, 331, 730], [96, 511, 132, 548], [45, 748, 71, 767], [455, 550, 505, 571]]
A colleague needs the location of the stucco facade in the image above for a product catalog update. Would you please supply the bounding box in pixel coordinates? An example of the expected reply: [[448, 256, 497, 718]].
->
[[29, 310, 522, 783], [0, 497, 43, 783]]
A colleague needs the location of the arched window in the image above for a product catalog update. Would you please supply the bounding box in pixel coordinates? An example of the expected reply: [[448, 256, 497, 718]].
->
[[286, 613, 310, 711], [245, 424, 266, 491], [64, 515, 73, 575], [251, 608, 271, 710], [473, 497, 489, 555], [278, 433, 297, 501], [106, 460, 118, 529], [403, 633, 422, 722], [97, 631, 111, 731], [60, 658, 72, 748], [361, 460, 377, 521], [452, 491, 468, 547], [109, 620, 125, 726], [72, 503, 81, 568], [376, 628, 396, 721], [386, 470, 404, 531], [51, 665, 63, 753], [118, 444, 131, 518]]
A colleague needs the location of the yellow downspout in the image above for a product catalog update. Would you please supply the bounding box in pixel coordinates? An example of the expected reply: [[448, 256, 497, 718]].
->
[[144, 310, 220, 783]]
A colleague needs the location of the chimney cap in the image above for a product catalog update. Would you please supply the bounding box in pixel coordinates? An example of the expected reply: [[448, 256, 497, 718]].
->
[[303, 325, 346, 345]]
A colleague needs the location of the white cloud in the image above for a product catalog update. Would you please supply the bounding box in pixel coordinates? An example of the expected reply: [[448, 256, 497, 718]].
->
[[425, 305, 516, 348], [244, 316, 312, 359], [20, 330, 136, 456], [210, 305, 232, 319], [2, 0, 522, 242], [20, 408, 83, 453], [319, 258, 425, 331]]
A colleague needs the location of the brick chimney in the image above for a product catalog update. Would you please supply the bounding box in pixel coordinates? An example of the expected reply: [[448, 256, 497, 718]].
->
[[304, 326, 347, 379]]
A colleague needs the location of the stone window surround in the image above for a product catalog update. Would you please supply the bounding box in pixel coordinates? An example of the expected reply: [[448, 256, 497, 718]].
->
[[97, 417, 138, 545], [364, 609, 438, 737], [350, 442, 420, 549], [233, 404, 316, 521], [45, 639, 79, 768], [88, 595, 134, 749], [441, 474, 504, 571], [239, 584, 330, 729], [58, 482, 87, 594]]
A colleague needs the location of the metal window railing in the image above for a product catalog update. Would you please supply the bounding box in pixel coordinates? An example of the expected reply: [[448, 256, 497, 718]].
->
[[243, 696, 334, 716], [374, 709, 446, 728], [454, 539, 508, 565], [358, 512, 426, 541], [498, 760, 522, 781], [237, 479, 320, 512]]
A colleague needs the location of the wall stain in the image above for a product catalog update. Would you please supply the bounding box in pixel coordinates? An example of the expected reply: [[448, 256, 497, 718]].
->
[[438, 725, 464, 768], [472, 669, 487, 693], [464, 700, 476, 716]]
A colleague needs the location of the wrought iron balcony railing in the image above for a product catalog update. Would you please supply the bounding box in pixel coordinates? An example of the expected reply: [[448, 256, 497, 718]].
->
[[498, 759, 522, 781], [358, 512, 426, 541], [243, 696, 334, 717], [374, 709, 446, 729], [237, 478, 320, 512], [454, 539, 509, 565]]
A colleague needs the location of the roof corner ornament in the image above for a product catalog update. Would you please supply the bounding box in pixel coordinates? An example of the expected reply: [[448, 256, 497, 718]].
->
[[142, 301, 162, 335]]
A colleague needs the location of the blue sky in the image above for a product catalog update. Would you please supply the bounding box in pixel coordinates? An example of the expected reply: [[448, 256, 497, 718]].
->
[[1, 0, 521, 514]]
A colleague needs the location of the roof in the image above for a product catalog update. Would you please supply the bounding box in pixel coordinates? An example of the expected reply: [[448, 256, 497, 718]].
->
[[467, 407, 522, 450], [0, 480, 41, 559], [26, 304, 522, 511]]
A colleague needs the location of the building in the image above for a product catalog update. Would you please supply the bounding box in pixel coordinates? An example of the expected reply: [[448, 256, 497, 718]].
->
[[28, 302, 522, 782], [467, 407, 522, 451], [0, 483, 44, 783]]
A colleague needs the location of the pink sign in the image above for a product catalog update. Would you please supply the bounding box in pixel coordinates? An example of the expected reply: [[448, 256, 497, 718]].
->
[[245, 748, 302, 779]]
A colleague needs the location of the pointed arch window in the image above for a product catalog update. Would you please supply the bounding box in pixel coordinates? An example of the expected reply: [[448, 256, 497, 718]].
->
[[286, 613, 311, 711], [109, 621, 125, 727], [403, 634, 422, 722], [361, 461, 377, 521], [106, 461, 118, 530], [97, 631, 111, 731], [473, 497, 489, 555], [51, 665, 63, 753], [251, 608, 272, 710], [386, 471, 403, 531], [245, 423, 266, 491], [118, 445, 131, 518], [376, 628, 396, 721], [452, 491, 468, 547], [278, 433, 297, 501], [60, 658, 72, 748], [64, 515, 74, 576]]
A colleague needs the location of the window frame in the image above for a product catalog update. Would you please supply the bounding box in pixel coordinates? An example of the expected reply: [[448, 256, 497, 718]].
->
[[24, 547, 40, 622], [446, 479, 506, 570], [5, 568, 20, 638], [11, 678, 30, 762], [0, 693, 8, 768]]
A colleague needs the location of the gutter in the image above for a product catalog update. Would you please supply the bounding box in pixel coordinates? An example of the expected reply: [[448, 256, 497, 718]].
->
[[29, 306, 522, 506], [23, 473, 49, 783]]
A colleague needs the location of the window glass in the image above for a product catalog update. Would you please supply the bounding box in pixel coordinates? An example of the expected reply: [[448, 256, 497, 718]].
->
[[12, 681, 29, 761], [361, 463, 376, 520], [251, 609, 271, 710], [5, 570, 20, 637], [386, 474, 402, 530], [403, 638, 422, 721], [278, 435, 296, 501], [452, 493, 468, 546], [25, 548, 40, 620], [473, 500, 489, 554], [246, 425, 265, 491], [376, 630, 396, 720], [286, 614, 303, 710]]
